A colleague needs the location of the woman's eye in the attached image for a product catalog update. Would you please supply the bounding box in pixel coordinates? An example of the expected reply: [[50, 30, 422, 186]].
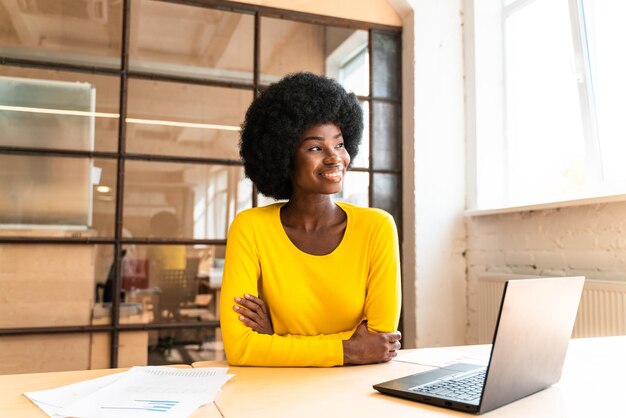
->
[[336, 142, 345, 149], [308, 146, 322, 151]]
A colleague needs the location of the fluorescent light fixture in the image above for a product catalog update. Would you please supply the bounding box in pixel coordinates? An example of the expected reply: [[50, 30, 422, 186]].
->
[[0, 105, 241, 131], [126, 117, 240, 131], [0, 104, 117, 118]]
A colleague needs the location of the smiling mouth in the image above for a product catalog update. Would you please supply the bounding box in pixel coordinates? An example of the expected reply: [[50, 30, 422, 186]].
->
[[320, 169, 344, 181]]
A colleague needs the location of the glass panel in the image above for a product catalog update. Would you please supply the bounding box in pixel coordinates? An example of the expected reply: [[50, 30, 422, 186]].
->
[[0, 66, 119, 152], [116, 244, 226, 364], [0, 244, 108, 329], [129, 1, 254, 83], [91, 329, 150, 369], [147, 322, 225, 364], [581, 0, 626, 184], [92, 248, 153, 369], [0, 0, 122, 68], [148, 333, 225, 364], [0, 155, 116, 234], [123, 244, 224, 316], [123, 161, 252, 240], [260, 17, 325, 83], [352, 101, 370, 168], [261, 17, 368, 89], [371, 31, 400, 99], [126, 79, 251, 159], [338, 46, 369, 96], [504, 0, 585, 205], [92, 158, 117, 236], [372, 101, 400, 170], [327, 27, 369, 96], [0, 333, 95, 374], [338, 170, 369, 207], [372, 173, 399, 224]]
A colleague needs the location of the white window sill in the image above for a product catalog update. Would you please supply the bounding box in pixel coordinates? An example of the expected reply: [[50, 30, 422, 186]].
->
[[465, 193, 626, 217]]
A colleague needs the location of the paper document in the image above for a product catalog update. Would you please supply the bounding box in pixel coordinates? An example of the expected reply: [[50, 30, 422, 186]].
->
[[394, 346, 490, 368], [25, 367, 232, 418], [26, 372, 127, 417]]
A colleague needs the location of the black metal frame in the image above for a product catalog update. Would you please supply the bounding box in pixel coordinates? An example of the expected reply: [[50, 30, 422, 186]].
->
[[0, 0, 402, 368]]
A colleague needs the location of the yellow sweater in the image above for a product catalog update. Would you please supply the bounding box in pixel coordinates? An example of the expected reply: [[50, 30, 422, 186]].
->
[[219, 202, 401, 367]]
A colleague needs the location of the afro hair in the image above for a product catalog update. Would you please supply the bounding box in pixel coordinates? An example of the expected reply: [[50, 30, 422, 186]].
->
[[240, 72, 363, 200]]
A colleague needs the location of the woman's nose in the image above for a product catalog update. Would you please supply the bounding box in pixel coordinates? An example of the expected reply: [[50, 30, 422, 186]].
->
[[324, 150, 341, 164]]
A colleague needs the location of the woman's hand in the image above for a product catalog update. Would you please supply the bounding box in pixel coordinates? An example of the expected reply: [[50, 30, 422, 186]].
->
[[234, 294, 274, 335], [342, 321, 401, 365]]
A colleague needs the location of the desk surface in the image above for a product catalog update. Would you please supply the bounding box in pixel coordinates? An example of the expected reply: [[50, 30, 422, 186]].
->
[[2, 336, 625, 418]]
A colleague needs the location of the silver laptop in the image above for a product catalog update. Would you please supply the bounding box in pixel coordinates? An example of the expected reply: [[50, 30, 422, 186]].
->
[[374, 276, 585, 414]]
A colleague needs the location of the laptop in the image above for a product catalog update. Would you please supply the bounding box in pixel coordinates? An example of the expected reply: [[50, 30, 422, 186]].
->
[[374, 276, 585, 414]]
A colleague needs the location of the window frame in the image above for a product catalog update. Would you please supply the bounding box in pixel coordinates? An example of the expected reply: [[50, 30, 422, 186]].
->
[[468, 0, 623, 214]]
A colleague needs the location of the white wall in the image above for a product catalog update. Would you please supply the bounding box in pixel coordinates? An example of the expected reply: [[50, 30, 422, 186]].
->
[[398, 0, 467, 348], [466, 202, 626, 343]]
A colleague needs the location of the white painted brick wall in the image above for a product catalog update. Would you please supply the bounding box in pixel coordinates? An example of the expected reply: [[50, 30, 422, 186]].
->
[[465, 201, 626, 343]]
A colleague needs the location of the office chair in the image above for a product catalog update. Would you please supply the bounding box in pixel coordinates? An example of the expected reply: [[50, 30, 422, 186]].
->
[[157, 268, 194, 321], [155, 259, 210, 357]]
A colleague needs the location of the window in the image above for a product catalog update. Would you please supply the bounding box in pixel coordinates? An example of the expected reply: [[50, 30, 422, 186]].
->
[[0, 0, 401, 372], [472, 0, 626, 210], [581, 0, 626, 189]]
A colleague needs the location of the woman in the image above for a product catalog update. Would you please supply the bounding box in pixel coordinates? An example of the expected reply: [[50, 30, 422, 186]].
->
[[220, 72, 401, 367]]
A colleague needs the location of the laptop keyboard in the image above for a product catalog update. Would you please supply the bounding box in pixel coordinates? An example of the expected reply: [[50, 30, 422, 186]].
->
[[410, 369, 486, 402]]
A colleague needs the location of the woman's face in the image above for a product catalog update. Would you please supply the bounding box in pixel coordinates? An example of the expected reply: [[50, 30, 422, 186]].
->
[[291, 123, 350, 197]]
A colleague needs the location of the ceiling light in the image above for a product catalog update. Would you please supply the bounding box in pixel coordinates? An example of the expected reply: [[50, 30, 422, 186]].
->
[[0, 105, 241, 131]]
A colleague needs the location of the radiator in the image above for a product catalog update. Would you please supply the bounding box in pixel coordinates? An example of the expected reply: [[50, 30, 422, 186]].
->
[[477, 273, 626, 343]]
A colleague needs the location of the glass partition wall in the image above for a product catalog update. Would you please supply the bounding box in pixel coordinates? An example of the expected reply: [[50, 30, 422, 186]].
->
[[0, 0, 401, 372]]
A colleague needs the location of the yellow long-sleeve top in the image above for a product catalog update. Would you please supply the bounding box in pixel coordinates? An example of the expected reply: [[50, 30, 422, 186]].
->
[[219, 201, 401, 367]]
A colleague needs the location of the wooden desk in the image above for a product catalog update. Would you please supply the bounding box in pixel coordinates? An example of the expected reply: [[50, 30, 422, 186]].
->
[[199, 336, 626, 418], [2, 337, 624, 417]]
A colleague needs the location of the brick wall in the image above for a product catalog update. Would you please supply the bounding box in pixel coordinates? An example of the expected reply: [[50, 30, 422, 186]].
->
[[465, 201, 626, 343]]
